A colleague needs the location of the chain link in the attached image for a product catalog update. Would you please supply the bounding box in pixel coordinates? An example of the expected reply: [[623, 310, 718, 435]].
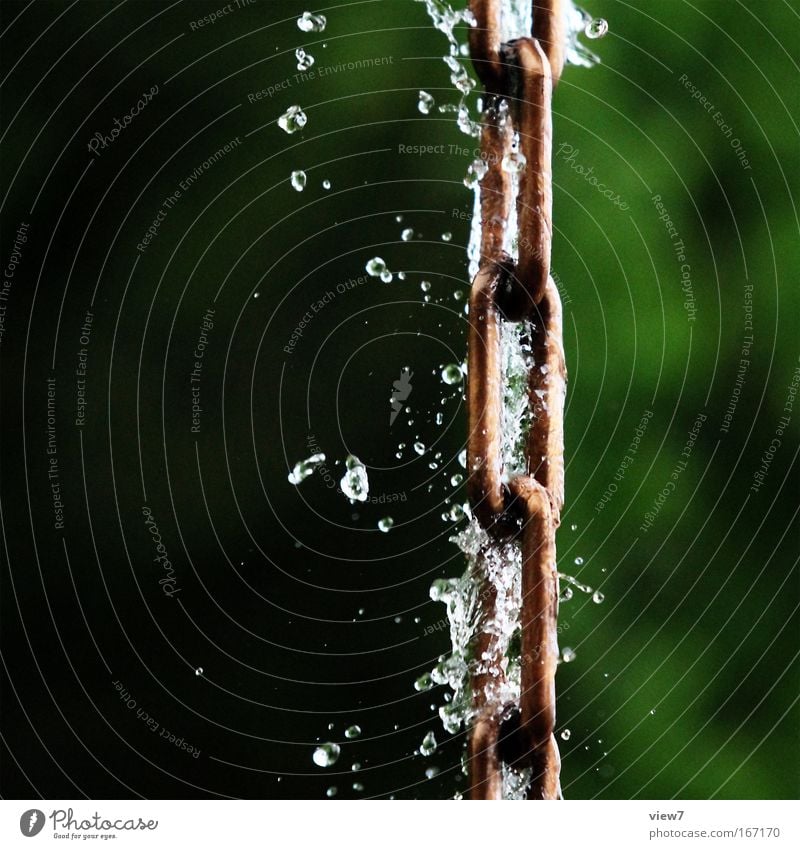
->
[[466, 0, 566, 800]]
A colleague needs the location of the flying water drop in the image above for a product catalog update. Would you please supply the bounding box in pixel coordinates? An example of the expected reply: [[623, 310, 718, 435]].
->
[[290, 170, 307, 191], [312, 742, 340, 767], [340, 455, 369, 503], [297, 11, 326, 32], [418, 90, 435, 114], [295, 47, 315, 71], [419, 730, 437, 756], [278, 105, 307, 134], [288, 452, 326, 484]]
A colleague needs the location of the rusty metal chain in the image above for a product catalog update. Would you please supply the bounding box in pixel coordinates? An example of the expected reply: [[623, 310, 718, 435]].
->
[[465, 0, 567, 800]]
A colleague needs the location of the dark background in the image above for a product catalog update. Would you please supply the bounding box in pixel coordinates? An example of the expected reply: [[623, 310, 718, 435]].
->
[[1, 0, 798, 800]]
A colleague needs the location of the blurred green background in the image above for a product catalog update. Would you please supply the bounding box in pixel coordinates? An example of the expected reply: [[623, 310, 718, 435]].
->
[[1, 0, 797, 800]]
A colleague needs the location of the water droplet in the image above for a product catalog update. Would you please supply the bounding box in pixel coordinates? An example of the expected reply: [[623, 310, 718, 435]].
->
[[419, 730, 437, 756], [340, 455, 369, 503], [592, 590, 605, 604], [352, 782, 364, 792], [413, 441, 425, 455], [295, 47, 315, 71], [312, 742, 340, 767], [561, 646, 577, 663], [401, 227, 414, 241], [441, 232, 452, 242], [380, 269, 392, 283], [441, 363, 462, 385], [326, 786, 337, 797], [297, 11, 326, 32], [560, 586, 574, 602], [450, 503, 467, 522], [501, 150, 527, 173], [453, 289, 463, 300], [322, 179, 331, 190], [290, 170, 307, 191], [278, 105, 307, 134], [425, 766, 439, 779], [378, 517, 394, 533], [450, 473, 463, 486], [420, 280, 431, 292], [418, 90, 435, 114], [457, 449, 467, 468], [463, 158, 488, 188], [351, 762, 361, 771], [288, 452, 326, 484], [560, 728, 571, 741], [345, 725, 361, 739], [414, 672, 433, 692], [435, 412, 444, 425], [365, 256, 386, 277], [395, 214, 403, 223], [195, 667, 203, 676], [570, 523, 578, 531], [574, 556, 584, 566], [585, 18, 608, 39], [650, 709, 656, 715]]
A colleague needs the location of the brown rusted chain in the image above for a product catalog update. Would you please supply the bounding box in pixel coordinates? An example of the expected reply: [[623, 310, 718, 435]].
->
[[465, 0, 566, 801]]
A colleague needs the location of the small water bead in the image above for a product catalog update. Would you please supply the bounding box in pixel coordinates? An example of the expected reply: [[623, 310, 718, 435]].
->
[[352, 782, 364, 792], [560, 586, 574, 602], [561, 647, 577, 663], [414, 672, 433, 692], [450, 473, 463, 486], [290, 170, 307, 191], [195, 667, 203, 676], [365, 256, 386, 277], [413, 441, 425, 455], [419, 730, 437, 756], [401, 227, 414, 241], [420, 280, 432, 292], [312, 742, 340, 767], [457, 449, 467, 468], [501, 150, 527, 173], [288, 452, 326, 484], [278, 105, 307, 134], [395, 214, 403, 222], [345, 725, 361, 739], [585, 18, 608, 39], [380, 269, 392, 283], [441, 363, 462, 385], [295, 47, 315, 71], [328, 722, 335, 730], [340, 455, 369, 503], [453, 289, 463, 300], [418, 90, 435, 114], [570, 523, 578, 531], [351, 762, 362, 772], [447, 503, 466, 522], [297, 11, 326, 32], [428, 461, 439, 470], [441, 232, 452, 242], [326, 786, 337, 798], [574, 556, 584, 566], [425, 766, 440, 779], [322, 179, 331, 190], [560, 728, 571, 741], [592, 590, 605, 604], [378, 517, 394, 533], [463, 158, 489, 188]]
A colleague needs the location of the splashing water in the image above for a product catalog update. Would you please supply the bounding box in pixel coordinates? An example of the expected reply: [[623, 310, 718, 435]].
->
[[295, 47, 315, 71], [288, 452, 326, 484], [278, 105, 307, 134], [418, 90, 435, 114], [297, 11, 326, 33], [340, 455, 369, 502], [312, 742, 340, 767]]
